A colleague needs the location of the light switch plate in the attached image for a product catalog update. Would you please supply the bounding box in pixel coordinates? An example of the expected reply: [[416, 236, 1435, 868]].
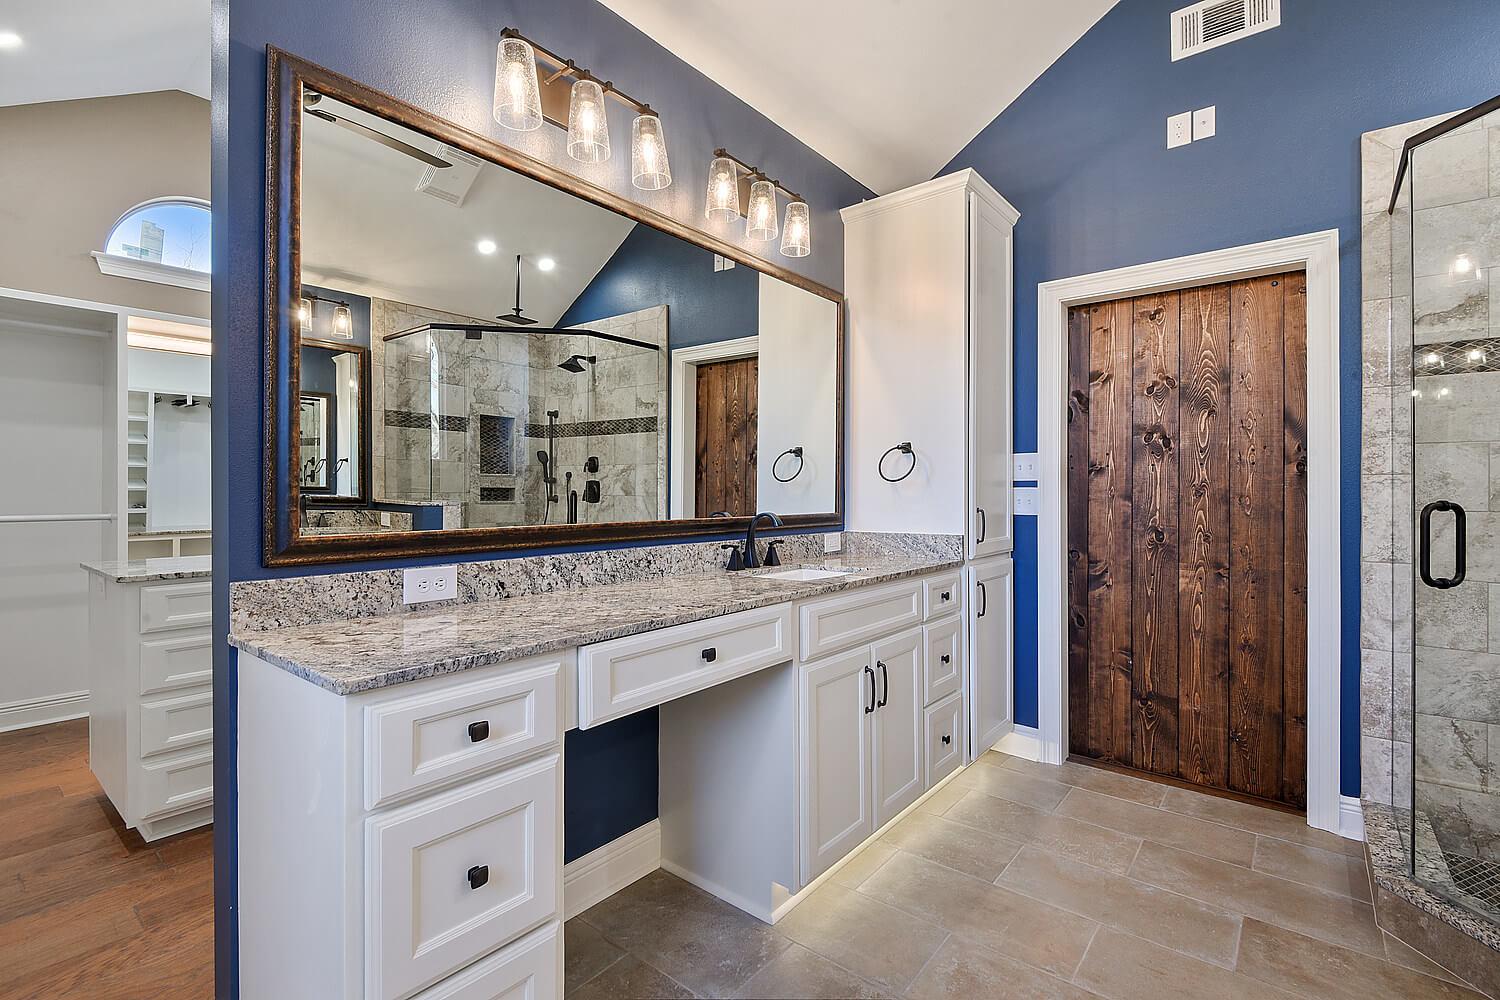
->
[[403, 565, 457, 605], [824, 532, 843, 554], [1193, 105, 1216, 140], [1167, 111, 1193, 149], [1014, 486, 1040, 516], [1013, 452, 1040, 481]]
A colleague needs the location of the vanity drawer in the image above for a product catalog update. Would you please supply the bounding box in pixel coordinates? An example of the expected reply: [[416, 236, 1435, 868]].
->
[[139, 630, 213, 695], [138, 746, 213, 820], [411, 922, 560, 1000], [139, 687, 213, 758], [923, 572, 962, 621], [364, 660, 562, 810], [923, 617, 963, 706], [798, 580, 923, 662], [924, 692, 965, 789], [577, 603, 793, 729], [139, 582, 212, 634], [366, 754, 560, 1000]]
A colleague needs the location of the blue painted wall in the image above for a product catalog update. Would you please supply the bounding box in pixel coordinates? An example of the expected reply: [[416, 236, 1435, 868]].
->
[[559, 222, 760, 347], [212, 2, 867, 993], [940, 0, 1500, 797]]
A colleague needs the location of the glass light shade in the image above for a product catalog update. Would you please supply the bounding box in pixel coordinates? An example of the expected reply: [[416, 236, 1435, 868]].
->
[[631, 114, 671, 190], [704, 156, 740, 221], [566, 78, 610, 163], [746, 180, 778, 241], [332, 303, 353, 338], [298, 296, 314, 331], [493, 38, 542, 131], [779, 201, 811, 257]]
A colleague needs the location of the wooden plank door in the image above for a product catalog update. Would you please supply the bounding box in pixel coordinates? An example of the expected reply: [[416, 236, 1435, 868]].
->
[[1066, 272, 1308, 809], [694, 357, 758, 517]]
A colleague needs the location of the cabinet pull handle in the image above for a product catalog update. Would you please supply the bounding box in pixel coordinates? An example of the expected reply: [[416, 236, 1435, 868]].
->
[[864, 666, 875, 714], [977, 581, 988, 618], [941, 590, 951, 601], [941, 653, 951, 665], [702, 647, 717, 662], [467, 720, 490, 743], [942, 734, 952, 745], [877, 661, 889, 708], [976, 507, 987, 543], [467, 865, 489, 890]]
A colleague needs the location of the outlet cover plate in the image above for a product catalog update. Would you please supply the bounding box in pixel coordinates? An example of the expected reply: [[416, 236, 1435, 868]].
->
[[403, 565, 458, 605], [824, 532, 843, 554], [1014, 486, 1040, 517], [1167, 111, 1192, 149], [1193, 105, 1216, 140], [1013, 452, 1040, 481]]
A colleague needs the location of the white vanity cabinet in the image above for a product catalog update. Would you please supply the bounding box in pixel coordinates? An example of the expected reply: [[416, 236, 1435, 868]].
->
[[969, 555, 1015, 756]]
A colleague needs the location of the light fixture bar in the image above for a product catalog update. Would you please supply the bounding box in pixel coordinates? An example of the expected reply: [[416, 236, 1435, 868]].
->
[[500, 27, 656, 119], [712, 148, 805, 206]]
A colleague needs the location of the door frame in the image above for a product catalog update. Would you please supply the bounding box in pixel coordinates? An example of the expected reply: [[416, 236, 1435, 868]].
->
[[668, 336, 759, 519], [1034, 230, 1342, 834]]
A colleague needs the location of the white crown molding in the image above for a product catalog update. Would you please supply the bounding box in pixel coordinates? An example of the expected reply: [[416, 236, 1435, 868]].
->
[[840, 169, 1020, 226], [92, 251, 210, 293]]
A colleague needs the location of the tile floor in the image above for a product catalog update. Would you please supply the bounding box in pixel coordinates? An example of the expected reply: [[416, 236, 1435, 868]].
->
[[564, 751, 1491, 999]]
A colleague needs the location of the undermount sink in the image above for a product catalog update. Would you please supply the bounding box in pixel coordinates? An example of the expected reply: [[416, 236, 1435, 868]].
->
[[757, 567, 856, 582]]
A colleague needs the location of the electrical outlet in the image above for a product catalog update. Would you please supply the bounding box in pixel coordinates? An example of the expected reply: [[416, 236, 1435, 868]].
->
[[1013, 452, 1040, 481], [1167, 111, 1193, 149], [824, 532, 843, 554], [403, 565, 457, 605], [380, 512, 392, 527], [1014, 486, 1040, 516], [1193, 105, 1216, 140]]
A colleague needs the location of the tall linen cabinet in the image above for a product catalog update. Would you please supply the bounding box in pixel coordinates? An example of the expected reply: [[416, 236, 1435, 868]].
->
[[841, 169, 1017, 760]]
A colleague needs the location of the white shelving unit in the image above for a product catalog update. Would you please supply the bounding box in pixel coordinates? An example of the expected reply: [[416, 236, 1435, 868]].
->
[[126, 389, 152, 534]]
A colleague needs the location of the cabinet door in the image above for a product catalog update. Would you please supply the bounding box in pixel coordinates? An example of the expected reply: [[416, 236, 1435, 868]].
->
[[872, 628, 925, 827], [968, 192, 1014, 559], [968, 556, 1014, 758], [799, 647, 874, 884]]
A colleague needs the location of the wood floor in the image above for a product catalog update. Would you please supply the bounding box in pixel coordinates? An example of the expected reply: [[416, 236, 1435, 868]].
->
[[0, 719, 213, 999]]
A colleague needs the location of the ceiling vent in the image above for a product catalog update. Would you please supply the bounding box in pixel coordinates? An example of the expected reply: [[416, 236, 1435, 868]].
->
[[1171, 0, 1280, 61], [415, 145, 483, 206]]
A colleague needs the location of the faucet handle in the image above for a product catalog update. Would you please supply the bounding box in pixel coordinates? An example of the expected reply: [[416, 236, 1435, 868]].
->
[[721, 544, 744, 572], [764, 541, 782, 567]]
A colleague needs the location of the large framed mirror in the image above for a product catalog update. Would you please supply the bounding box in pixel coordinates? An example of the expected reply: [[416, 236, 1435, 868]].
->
[[264, 49, 843, 565]]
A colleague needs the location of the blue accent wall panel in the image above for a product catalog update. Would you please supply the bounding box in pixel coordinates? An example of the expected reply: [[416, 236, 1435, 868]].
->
[[563, 710, 661, 864], [939, 0, 1500, 798]]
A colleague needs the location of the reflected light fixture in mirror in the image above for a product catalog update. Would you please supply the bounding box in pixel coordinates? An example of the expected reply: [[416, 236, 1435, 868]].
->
[[746, 179, 778, 241], [781, 200, 810, 257], [298, 295, 314, 330], [705, 156, 740, 221], [566, 77, 610, 163], [476, 237, 498, 255], [631, 111, 671, 190], [493, 36, 542, 130], [332, 303, 353, 338]]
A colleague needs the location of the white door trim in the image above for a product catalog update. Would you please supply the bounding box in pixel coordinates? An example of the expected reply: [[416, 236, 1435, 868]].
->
[[668, 336, 759, 518], [1035, 230, 1342, 834]]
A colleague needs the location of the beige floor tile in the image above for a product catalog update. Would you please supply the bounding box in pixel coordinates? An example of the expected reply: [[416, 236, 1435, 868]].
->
[[995, 755, 1168, 807], [830, 841, 896, 890], [1382, 930, 1467, 985], [942, 789, 1142, 874], [776, 882, 947, 993], [568, 953, 695, 1000], [1252, 835, 1372, 901], [1128, 841, 1387, 957], [1158, 785, 1363, 854], [951, 761, 1070, 811], [996, 845, 1243, 968], [730, 942, 890, 999], [1055, 787, 1257, 867], [914, 778, 968, 816], [879, 811, 1023, 881], [856, 850, 1097, 979], [564, 918, 625, 993], [1074, 927, 1299, 1000], [904, 937, 1105, 1000], [1234, 917, 1488, 999]]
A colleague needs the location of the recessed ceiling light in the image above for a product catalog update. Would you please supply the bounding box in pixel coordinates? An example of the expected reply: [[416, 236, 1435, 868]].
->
[[476, 238, 497, 255], [0, 31, 22, 50], [537, 257, 556, 272]]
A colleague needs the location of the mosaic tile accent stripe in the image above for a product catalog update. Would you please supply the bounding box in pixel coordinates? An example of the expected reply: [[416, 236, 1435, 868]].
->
[[1413, 336, 1500, 376], [385, 409, 468, 432], [478, 414, 515, 475], [523, 416, 658, 438]]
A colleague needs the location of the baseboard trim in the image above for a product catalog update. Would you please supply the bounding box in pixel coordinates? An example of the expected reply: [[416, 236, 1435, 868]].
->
[[660, 859, 772, 924], [1339, 795, 1366, 842], [562, 820, 661, 920], [0, 691, 88, 733], [993, 724, 1043, 762]]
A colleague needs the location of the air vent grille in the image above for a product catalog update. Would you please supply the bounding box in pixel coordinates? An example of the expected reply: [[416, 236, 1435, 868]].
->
[[1172, 0, 1280, 61], [415, 145, 484, 206]]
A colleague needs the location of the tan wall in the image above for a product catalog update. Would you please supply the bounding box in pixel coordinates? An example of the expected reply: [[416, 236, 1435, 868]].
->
[[0, 91, 209, 318]]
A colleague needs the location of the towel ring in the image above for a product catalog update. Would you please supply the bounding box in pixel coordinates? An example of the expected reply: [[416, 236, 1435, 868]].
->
[[772, 446, 804, 483], [879, 442, 916, 483]]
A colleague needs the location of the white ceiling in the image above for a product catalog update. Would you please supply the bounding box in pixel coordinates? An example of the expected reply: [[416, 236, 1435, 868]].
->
[[0, 0, 209, 108], [301, 98, 638, 326], [598, 0, 1118, 194]]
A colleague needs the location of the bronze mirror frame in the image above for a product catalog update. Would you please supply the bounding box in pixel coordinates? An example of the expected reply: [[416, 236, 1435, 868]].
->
[[264, 47, 845, 567]]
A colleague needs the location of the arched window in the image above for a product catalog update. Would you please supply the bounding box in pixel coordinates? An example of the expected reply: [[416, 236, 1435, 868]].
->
[[93, 198, 211, 291]]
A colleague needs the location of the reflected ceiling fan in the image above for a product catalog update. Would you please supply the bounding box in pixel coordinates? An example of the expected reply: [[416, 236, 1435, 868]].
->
[[302, 91, 451, 170]]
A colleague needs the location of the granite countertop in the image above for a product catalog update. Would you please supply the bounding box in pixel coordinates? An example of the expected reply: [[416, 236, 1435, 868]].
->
[[81, 554, 213, 583], [129, 525, 212, 538], [228, 555, 962, 696]]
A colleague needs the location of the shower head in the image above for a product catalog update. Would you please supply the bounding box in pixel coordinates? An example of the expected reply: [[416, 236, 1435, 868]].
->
[[558, 354, 597, 373]]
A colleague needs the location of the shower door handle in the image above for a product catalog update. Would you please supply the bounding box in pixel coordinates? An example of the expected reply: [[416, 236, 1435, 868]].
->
[[1419, 500, 1466, 590]]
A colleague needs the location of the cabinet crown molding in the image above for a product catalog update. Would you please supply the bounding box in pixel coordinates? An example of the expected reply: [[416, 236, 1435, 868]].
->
[[839, 169, 1019, 227]]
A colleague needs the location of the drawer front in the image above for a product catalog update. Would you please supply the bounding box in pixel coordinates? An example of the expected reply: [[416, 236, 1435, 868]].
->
[[923, 573, 962, 621], [798, 580, 923, 662], [139, 631, 213, 695], [366, 754, 560, 1000], [139, 582, 212, 633], [922, 617, 963, 706], [924, 692, 965, 789], [577, 604, 793, 729], [412, 922, 560, 1000], [139, 688, 213, 758], [365, 660, 562, 810], [138, 746, 213, 819]]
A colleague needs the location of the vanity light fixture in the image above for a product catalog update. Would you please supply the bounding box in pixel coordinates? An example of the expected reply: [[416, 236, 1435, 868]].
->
[[298, 296, 314, 330], [566, 76, 610, 163], [780, 200, 811, 257], [332, 303, 354, 338], [705, 155, 741, 221], [705, 149, 812, 256], [631, 111, 671, 190], [299, 292, 354, 339], [493, 36, 543, 130], [746, 179, 778, 242]]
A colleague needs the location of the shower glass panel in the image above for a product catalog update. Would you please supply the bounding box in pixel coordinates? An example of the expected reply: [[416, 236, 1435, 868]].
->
[[1405, 108, 1500, 924]]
